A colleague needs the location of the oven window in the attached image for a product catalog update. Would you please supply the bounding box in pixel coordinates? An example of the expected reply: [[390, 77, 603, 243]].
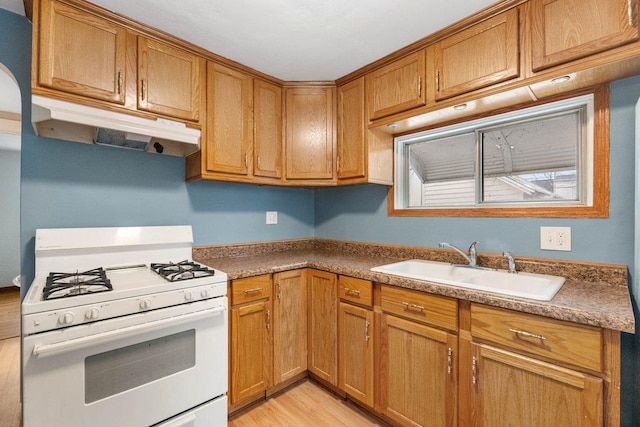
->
[[85, 330, 196, 403]]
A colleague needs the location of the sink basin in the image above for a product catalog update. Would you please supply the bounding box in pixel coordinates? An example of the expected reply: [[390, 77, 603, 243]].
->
[[371, 259, 565, 301]]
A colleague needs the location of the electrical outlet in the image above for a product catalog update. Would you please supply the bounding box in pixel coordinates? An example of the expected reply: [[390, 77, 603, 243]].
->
[[540, 226, 571, 251], [266, 211, 278, 225]]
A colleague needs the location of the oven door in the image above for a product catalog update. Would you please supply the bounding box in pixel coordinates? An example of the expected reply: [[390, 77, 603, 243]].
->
[[22, 297, 227, 427]]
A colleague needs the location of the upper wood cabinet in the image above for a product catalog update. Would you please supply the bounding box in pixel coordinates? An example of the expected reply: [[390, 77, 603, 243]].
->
[[337, 78, 366, 181], [433, 8, 520, 100], [531, 0, 640, 71], [205, 62, 253, 176], [284, 86, 336, 182], [338, 77, 393, 185], [137, 36, 203, 122], [253, 80, 283, 179], [37, 0, 129, 104], [366, 50, 426, 120]]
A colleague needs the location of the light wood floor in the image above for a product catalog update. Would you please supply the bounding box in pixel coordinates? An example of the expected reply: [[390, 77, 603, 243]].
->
[[228, 380, 389, 427], [0, 287, 21, 427]]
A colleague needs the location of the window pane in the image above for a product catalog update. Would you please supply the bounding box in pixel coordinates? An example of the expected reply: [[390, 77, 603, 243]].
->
[[481, 111, 581, 203], [407, 133, 475, 207]]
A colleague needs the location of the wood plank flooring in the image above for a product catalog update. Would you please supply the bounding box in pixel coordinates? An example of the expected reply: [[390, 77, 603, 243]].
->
[[228, 380, 389, 427], [0, 287, 21, 427]]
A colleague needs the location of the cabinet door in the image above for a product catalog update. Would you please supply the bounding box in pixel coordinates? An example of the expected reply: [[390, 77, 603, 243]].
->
[[379, 313, 457, 427], [138, 37, 202, 121], [337, 78, 366, 181], [434, 9, 520, 100], [206, 62, 253, 175], [366, 50, 426, 120], [338, 302, 374, 407], [285, 87, 336, 181], [307, 269, 338, 385], [254, 80, 282, 179], [38, 0, 127, 104], [531, 0, 640, 71], [230, 300, 272, 404], [469, 343, 603, 427], [273, 270, 307, 385]]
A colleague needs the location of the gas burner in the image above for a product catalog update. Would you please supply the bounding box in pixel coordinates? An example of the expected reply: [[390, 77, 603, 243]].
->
[[43, 268, 113, 300], [151, 260, 215, 282]]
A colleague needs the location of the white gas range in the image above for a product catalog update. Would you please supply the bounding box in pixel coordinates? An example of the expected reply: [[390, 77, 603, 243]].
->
[[22, 225, 228, 427]]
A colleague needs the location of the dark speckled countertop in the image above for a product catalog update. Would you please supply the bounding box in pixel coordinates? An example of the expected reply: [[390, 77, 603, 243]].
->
[[193, 238, 635, 334]]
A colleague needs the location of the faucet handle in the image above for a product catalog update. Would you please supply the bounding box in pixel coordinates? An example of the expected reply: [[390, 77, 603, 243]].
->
[[468, 241, 479, 253], [503, 251, 517, 274]]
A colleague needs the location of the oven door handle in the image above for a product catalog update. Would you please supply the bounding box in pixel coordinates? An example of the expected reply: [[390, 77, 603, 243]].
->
[[32, 306, 226, 358]]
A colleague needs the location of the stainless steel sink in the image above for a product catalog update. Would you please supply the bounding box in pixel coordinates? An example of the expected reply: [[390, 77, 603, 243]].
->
[[371, 259, 565, 301]]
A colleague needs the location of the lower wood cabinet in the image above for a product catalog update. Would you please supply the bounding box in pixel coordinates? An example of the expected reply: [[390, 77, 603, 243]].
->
[[307, 269, 338, 386], [338, 276, 374, 407], [229, 275, 272, 405], [464, 342, 603, 427], [378, 312, 458, 427], [228, 272, 620, 426], [272, 270, 307, 385]]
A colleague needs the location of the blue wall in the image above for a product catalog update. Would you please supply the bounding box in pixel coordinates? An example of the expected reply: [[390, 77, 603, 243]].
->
[[0, 9, 314, 291], [316, 77, 640, 426]]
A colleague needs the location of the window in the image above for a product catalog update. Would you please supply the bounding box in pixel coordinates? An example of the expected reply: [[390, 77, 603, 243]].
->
[[392, 89, 609, 218]]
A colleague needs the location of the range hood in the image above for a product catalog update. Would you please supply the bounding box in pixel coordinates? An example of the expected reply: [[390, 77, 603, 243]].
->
[[31, 95, 200, 157]]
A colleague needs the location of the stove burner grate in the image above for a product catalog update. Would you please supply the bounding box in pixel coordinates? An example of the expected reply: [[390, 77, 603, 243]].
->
[[151, 260, 215, 282], [43, 267, 113, 300]]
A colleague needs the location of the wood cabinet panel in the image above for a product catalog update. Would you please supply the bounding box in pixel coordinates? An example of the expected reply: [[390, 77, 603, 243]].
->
[[338, 275, 373, 307], [205, 62, 253, 175], [381, 285, 458, 331], [433, 9, 520, 100], [379, 313, 457, 427], [531, 0, 640, 71], [254, 80, 282, 179], [231, 274, 272, 305], [470, 343, 603, 427], [38, 0, 128, 104], [338, 302, 374, 407], [230, 299, 272, 404], [273, 270, 307, 385], [285, 87, 336, 181], [470, 303, 602, 371], [366, 50, 426, 120], [337, 78, 366, 180], [307, 269, 338, 385], [137, 36, 203, 121]]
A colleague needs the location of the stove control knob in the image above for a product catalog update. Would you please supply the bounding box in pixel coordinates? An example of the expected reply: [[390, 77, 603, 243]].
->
[[59, 312, 75, 325], [85, 307, 100, 320], [184, 291, 194, 301], [139, 299, 152, 310], [200, 289, 210, 298]]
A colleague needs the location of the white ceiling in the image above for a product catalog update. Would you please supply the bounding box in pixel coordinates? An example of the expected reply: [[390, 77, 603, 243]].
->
[[0, 0, 498, 81]]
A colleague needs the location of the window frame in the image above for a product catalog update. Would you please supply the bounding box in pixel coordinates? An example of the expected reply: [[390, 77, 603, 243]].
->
[[388, 86, 610, 218]]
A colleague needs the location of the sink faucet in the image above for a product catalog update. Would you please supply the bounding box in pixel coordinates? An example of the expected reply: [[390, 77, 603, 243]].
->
[[439, 241, 479, 267], [503, 251, 517, 274]]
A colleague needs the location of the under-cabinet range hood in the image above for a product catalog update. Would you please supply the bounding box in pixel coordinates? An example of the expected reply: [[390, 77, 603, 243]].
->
[[31, 95, 200, 157]]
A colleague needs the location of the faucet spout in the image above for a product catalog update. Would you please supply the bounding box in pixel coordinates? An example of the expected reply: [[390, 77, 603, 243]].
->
[[439, 241, 478, 267]]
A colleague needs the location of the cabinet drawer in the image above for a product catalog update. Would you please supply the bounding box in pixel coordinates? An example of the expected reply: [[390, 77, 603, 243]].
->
[[338, 276, 373, 307], [381, 285, 457, 331], [470, 304, 602, 372], [232, 275, 272, 305]]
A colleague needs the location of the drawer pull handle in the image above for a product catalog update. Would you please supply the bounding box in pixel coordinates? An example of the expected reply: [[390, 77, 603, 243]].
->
[[243, 287, 263, 295], [509, 328, 546, 342], [447, 348, 453, 375], [472, 356, 478, 385], [402, 302, 425, 312], [344, 287, 361, 297]]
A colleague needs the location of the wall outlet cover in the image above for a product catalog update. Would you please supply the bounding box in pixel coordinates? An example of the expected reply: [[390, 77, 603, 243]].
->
[[266, 211, 278, 225], [540, 226, 571, 251]]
